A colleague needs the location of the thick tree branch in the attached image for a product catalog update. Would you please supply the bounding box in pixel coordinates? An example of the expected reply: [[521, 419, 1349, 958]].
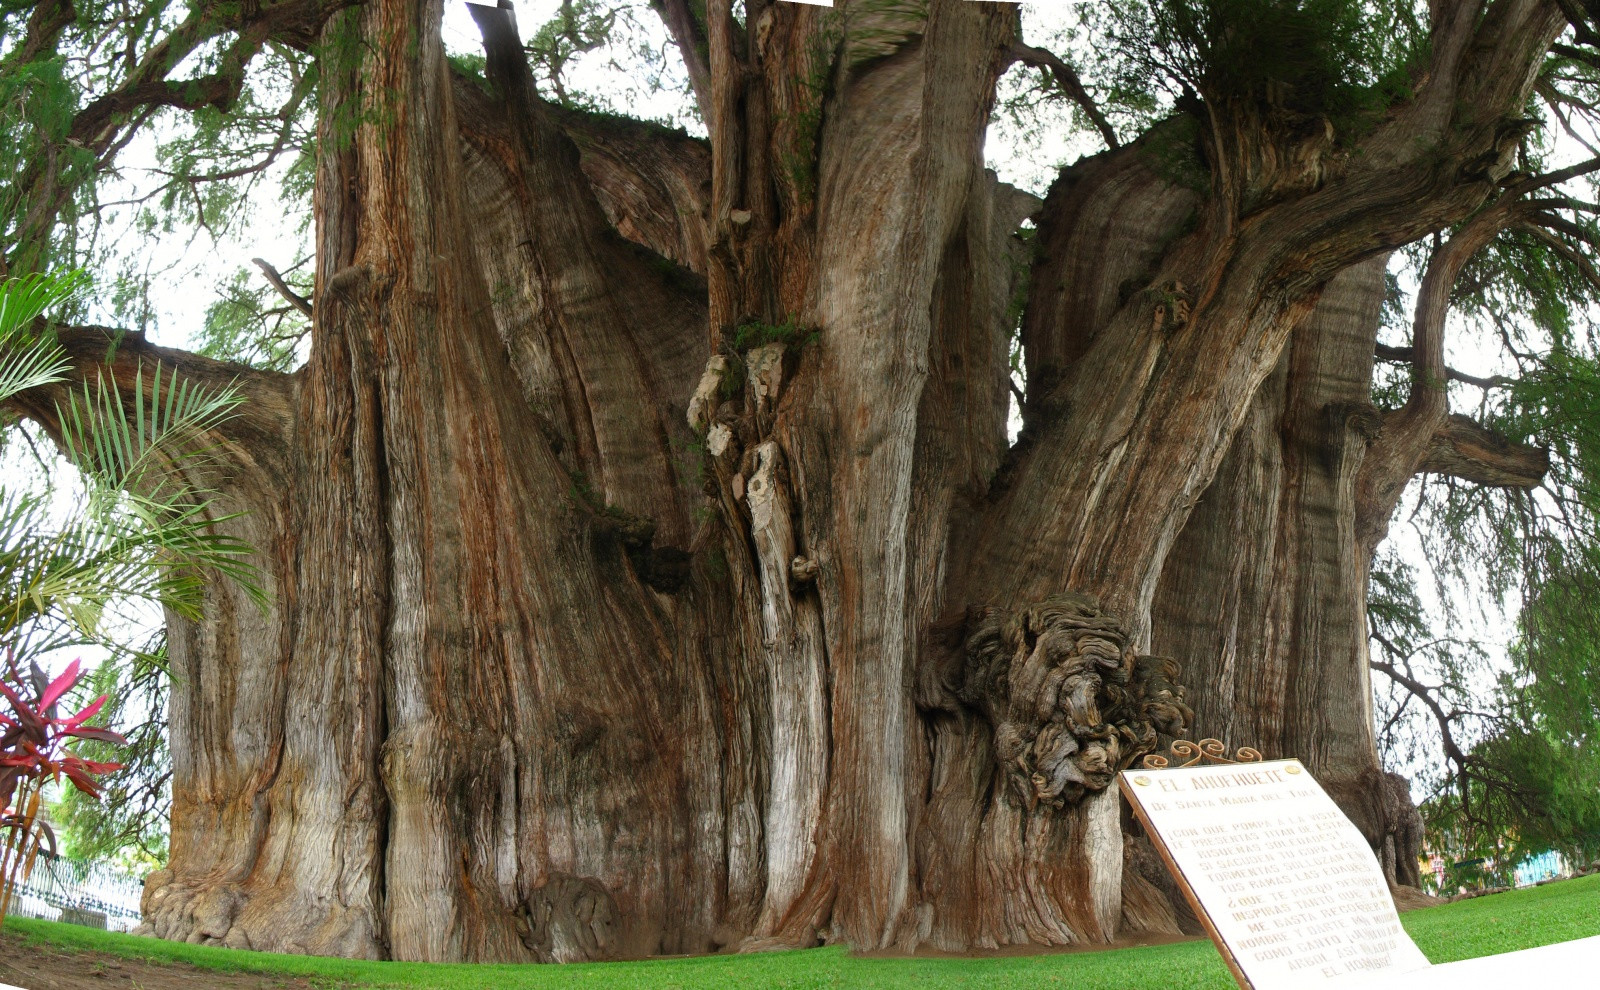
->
[[5, 0, 358, 272], [5, 326, 296, 481], [1554, 0, 1600, 46], [1522, 221, 1600, 295], [1421, 414, 1551, 488], [984, 3, 1565, 607], [67, 1, 355, 152], [1551, 41, 1600, 68], [1506, 153, 1600, 195], [649, 0, 713, 117], [1374, 0, 1497, 160], [1007, 43, 1119, 149], [2, 0, 77, 70], [705, 0, 744, 331], [1355, 201, 1523, 553]]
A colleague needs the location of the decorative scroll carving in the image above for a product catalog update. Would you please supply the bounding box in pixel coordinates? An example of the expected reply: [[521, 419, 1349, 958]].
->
[[1142, 738, 1264, 770], [959, 594, 1193, 810]]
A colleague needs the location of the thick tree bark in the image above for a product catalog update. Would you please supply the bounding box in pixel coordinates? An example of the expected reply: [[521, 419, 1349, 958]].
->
[[1153, 260, 1391, 811], [5, 0, 1572, 964], [1152, 251, 1550, 891]]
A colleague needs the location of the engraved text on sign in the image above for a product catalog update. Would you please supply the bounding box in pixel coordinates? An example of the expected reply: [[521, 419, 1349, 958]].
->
[[1121, 760, 1431, 989]]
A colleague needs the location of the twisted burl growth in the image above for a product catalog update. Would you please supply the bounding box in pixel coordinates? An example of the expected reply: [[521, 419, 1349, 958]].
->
[[959, 595, 1193, 810]]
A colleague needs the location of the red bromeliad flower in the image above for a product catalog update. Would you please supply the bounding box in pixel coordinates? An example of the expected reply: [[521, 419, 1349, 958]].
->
[[0, 657, 127, 812], [0, 656, 128, 921]]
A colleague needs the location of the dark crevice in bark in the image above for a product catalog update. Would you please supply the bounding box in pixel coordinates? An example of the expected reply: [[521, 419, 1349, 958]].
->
[[367, 373, 393, 957]]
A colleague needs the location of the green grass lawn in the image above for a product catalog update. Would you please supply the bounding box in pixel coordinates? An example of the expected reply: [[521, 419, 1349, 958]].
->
[[6, 873, 1599, 989]]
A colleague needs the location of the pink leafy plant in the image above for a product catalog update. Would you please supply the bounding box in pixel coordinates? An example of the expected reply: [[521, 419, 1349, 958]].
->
[[0, 657, 126, 922]]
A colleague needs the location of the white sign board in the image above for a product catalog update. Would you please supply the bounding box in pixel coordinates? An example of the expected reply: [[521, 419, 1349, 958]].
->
[[1120, 759, 1431, 990]]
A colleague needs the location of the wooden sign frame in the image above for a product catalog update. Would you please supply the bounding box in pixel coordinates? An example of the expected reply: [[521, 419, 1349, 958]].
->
[[1119, 769, 1257, 989]]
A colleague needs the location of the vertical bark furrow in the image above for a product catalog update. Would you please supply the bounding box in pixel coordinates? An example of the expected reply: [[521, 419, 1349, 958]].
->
[[742, 441, 829, 936], [1152, 257, 1394, 857], [766, 2, 1014, 949], [463, 4, 709, 548], [1019, 136, 1201, 413]]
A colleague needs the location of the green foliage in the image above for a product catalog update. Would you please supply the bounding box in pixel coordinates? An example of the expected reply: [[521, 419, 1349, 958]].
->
[[0, 52, 96, 273], [195, 265, 310, 372], [1372, 334, 1600, 875], [1084, 1, 1427, 145], [0, 270, 81, 394], [527, 0, 618, 106], [0, 273, 262, 874], [731, 314, 817, 354], [0, 275, 264, 638], [1491, 552, 1600, 864], [1416, 643, 1600, 879], [448, 51, 490, 92], [1182, 1, 1420, 118], [515, 0, 701, 128], [717, 316, 819, 402], [0, 1, 325, 334]]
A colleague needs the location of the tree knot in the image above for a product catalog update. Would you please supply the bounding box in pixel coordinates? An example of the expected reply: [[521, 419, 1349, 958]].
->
[[789, 554, 818, 585], [956, 594, 1192, 813], [517, 874, 618, 962]]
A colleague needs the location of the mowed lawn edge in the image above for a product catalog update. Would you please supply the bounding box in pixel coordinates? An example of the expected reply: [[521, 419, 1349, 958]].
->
[[3, 873, 1597, 989]]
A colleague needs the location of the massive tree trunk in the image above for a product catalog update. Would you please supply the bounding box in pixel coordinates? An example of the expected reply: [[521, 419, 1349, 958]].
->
[[1151, 239, 1548, 891], [1152, 259, 1394, 851], [10, 0, 1570, 964]]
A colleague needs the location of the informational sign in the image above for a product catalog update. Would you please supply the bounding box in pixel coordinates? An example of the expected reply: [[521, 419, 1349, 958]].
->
[[1120, 759, 1432, 990]]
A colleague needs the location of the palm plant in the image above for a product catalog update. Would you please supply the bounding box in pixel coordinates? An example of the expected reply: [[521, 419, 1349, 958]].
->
[[0, 270, 261, 921]]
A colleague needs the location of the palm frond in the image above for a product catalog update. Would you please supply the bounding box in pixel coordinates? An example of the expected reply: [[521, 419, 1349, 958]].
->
[[0, 271, 87, 344], [57, 364, 246, 500], [0, 270, 85, 406]]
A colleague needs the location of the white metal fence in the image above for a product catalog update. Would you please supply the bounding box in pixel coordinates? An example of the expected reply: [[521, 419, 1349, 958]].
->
[[1, 853, 143, 931]]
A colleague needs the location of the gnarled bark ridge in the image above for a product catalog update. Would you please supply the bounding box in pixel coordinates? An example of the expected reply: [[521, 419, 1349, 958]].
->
[[6, 0, 1570, 962]]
